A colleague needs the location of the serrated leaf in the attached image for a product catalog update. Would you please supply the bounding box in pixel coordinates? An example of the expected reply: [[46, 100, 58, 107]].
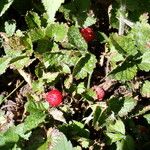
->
[[42, 72, 59, 83], [83, 16, 96, 28], [140, 80, 150, 98], [0, 0, 14, 17], [138, 52, 150, 72], [76, 82, 86, 94], [46, 23, 68, 42], [43, 51, 81, 68], [59, 0, 90, 26], [107, 119, 125, 135], [110, 34, 138, 56], [118, 97, 137, 117], [42, 0, 64, 22], [106, 133, 125, 144], [110, 60, 137, 81], [47, 128, 73, 150], [24, 111, 46, 132], [109, 97, 137, 117], [32, 79, 44, 93], [143, 114, 150, 124], [5, 20, 16, 36], [0, 57, 11, 75], [68, 26, 87, 51], [131, 21, 150, 53], [25, 11, 41, 29], [29, 28, 45, 42], [25, 95, 49, 113], [73, 53, 97, 79]]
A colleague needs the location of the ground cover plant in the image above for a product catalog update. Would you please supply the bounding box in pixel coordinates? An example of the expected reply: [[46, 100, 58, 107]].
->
[[0, 0, 150, 149]]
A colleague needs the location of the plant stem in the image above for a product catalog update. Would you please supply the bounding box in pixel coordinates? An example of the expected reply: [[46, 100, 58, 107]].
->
[[2, 80, 24, 101], [87, 73, 92, 89], [118, 0, 126, 35]]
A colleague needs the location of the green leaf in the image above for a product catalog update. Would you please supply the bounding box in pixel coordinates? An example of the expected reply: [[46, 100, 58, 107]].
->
[[25, 11, 41, 29], [117, 135, 135, 150], [140, 80, 150, 98], [29, 28, 45, 42], [143, 114, 150, 124], [73, 53, 97, 80], [131, 21, 150, 53], [42, 0, 64, 22], [0, 57, 11, 75], [110, 34, 138, 56], [24, 111, 46, 132], [107, 119, 125, 135], [43, 51, 81, 68], [59, 0, 90, 26], [93, 106, 102, 128], [110, 60, 137, 81], [83, 16, 96, 28], [106, 133, 125, 144], [118, 97, 137, 117], [68, 26, 87, 51], [32, 79, 45, 93], [47, 128, 74, 150], [76, 82, 86, 94], [0, 0, 14, 17], [46, 23, 68, 42], [138, 52, 150, 72], [109, 97, 137, 117], [5, 20, 16, 36], [25, 95, 49, 113]]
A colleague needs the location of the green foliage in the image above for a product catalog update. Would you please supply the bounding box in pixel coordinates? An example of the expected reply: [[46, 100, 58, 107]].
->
[[0, 0, 150, 149], [73, 53, 97, 79], [140, 80, 150, 98], [68, 26, 88, 51], [42, 0, 64, 22], [0, 0, 14, 17]]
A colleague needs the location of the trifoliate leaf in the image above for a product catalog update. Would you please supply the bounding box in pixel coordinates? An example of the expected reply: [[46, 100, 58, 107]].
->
[[46, 23, 68, 42], [0, 0, 14, 17], [138, 52, 150, 72], [68, 26, 87, 51], [42, 0, 64, 22], [140, 80, 150, 98], [5, 20, 16, 37], [73, 53, 97, 80], [25, 11, 41, 29]]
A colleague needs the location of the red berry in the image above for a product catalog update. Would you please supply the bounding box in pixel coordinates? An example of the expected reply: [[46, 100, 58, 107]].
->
[[93, 86, 105, 101], [80, 27, 95, 42], [45, 89, 63, 107]]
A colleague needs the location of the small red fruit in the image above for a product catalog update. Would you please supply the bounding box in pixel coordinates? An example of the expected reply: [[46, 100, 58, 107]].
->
[[93, 86, 105, 101], [45, 89, 63, 107], [80, 27, 95, 42]]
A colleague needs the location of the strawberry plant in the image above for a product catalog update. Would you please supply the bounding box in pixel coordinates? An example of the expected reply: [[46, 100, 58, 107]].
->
[[0, 0, 150, 149]]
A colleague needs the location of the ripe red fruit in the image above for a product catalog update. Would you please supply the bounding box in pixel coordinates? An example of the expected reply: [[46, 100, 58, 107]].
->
[[45, 89, 63, 107], [93, 86, 105, 101], [80, 27, 95, 42]]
